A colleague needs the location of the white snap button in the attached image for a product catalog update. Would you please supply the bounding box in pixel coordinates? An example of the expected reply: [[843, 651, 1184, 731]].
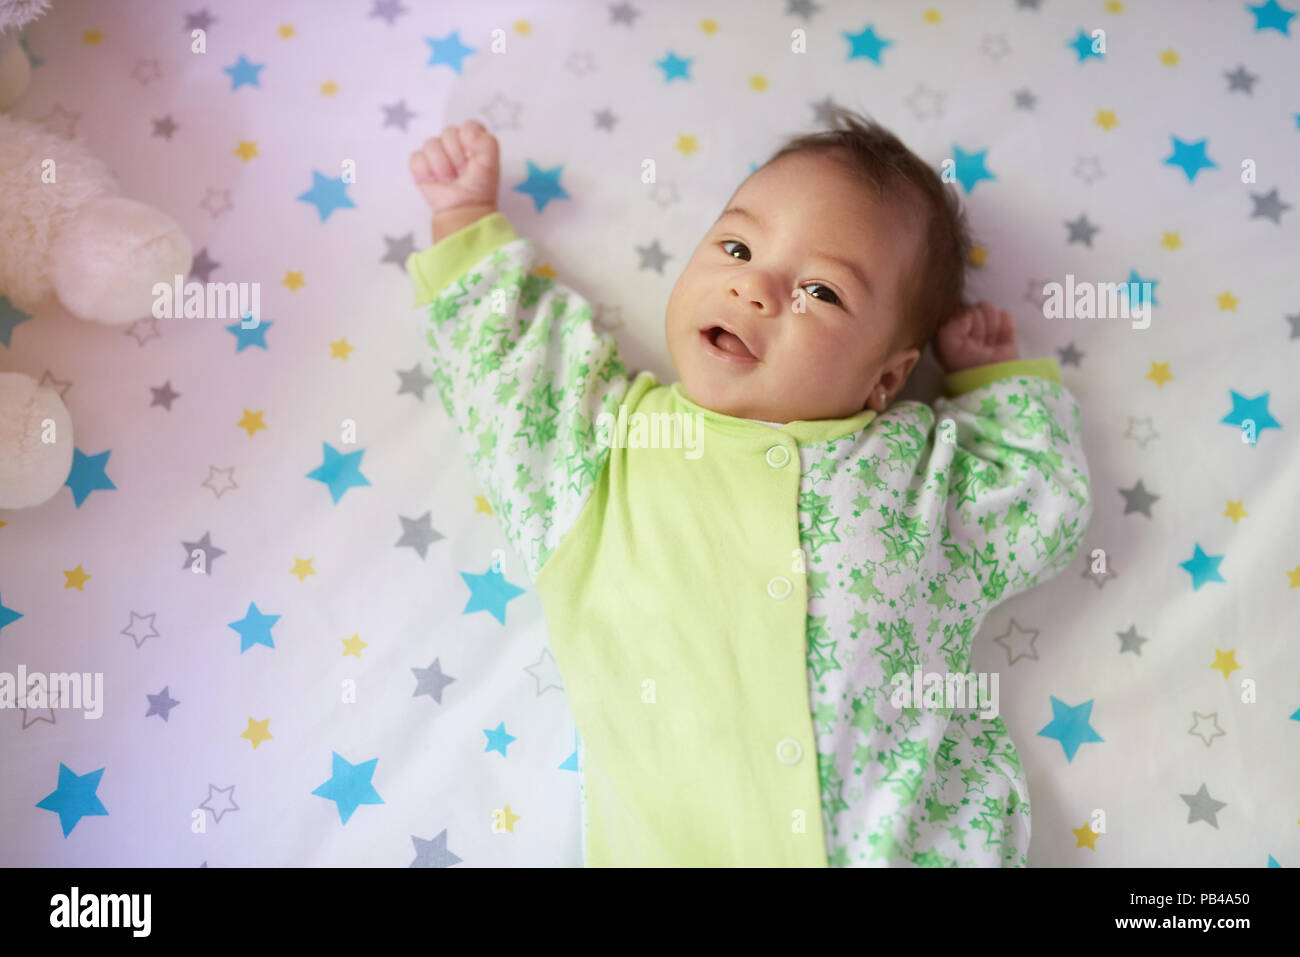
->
[[777, 738, 802, 764], [765, 445, 791, 468], [767, 576, 792, 599]]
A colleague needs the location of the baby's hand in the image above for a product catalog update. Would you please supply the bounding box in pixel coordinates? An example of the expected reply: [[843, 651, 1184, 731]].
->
[[934, 302, 1020, 374], [409, 120, 500, 215]]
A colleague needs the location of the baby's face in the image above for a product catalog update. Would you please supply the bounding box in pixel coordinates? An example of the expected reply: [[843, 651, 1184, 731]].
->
[[665, 150, 924, 423]]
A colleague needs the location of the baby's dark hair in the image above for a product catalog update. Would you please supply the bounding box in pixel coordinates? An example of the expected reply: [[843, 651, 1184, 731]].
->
[[761, 105, 973, 357]]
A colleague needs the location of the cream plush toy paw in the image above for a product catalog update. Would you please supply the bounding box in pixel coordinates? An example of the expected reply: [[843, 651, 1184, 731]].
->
[[0, 2, 193, 509]]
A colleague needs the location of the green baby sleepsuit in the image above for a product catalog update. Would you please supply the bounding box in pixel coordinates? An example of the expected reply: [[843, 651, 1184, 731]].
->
[[407, 211, 1093, 867]]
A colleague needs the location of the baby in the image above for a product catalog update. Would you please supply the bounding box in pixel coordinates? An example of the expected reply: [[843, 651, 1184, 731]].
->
[[406, 108, 1092, 867]]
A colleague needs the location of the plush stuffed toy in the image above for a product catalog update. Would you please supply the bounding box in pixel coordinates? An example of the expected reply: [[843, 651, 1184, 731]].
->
[[0, 0, 193, 509]]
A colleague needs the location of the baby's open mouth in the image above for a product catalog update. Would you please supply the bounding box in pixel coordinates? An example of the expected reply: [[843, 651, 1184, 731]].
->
[[702, 326, 758, 361]]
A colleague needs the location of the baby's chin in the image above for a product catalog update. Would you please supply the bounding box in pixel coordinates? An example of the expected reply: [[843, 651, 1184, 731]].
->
[[677, 372, 787, 422]]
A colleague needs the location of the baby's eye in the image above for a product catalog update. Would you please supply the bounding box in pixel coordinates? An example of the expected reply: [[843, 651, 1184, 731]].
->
[[803, 283, 843, 307], [720, 239, 750, 260]]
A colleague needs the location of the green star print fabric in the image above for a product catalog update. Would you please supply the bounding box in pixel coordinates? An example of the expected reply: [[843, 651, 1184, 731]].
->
[[409, 211, 1092, 867]]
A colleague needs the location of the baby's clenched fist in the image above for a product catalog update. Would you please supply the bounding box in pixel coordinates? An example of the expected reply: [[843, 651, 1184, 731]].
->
[[409, 120, 500, 215], [934, 302, 1020, 375]]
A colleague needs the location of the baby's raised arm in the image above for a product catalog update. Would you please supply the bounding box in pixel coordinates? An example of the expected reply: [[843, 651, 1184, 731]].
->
[[409, 120, 500, 242]]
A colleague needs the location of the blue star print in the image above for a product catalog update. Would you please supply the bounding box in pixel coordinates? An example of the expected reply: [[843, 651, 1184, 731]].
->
[[0, 295, 33, 346], [1247, 0, 1296, 33], [312, 752, 384, 824], [1164, 136, 1217, 182], [843, 24, 893, 64], [1221, 390, 1281, 443], [461, 564, 525, 624], [513, 161, 570, 213], [297, 170, 356, 222], [952, 145, 996, 193], [306, 442, 372, 503], [425, 31, 476, 72], [655, 51, 692, 81], [1037, 697, 1104, 762], [226, 318, 272, 351], [223, 55, 264, 90], [1122, 269, 1158, 308], [1179, 544, 1226, 590], [228, 602, 279, 652], [64, 448, 116, 507], [0, 591, 22, 635], [36, 764, 109, 837], [1067, 29, 1104, 62], [483, 722, 516, 757]]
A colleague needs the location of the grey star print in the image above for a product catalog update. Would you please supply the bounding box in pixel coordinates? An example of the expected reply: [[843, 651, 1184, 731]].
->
[[1224, 65, 1257, 94], [1116, 625, 1147, 655], [381, 99, 416, 131], [188, 247, 220, 282], [410, 830, 461, 867], [635, 240, 671, 274], [1057, 342, 1084, 367], [146, 687, 181, 720], [412, 658, 456, 703], [396, 511, 443, 559], [1119, 479, 1158, 517], [382, 233, 417, 269], [1180, 783, 1227, 828], [1065, 214, 1100, 247], [396, 363, 434, 399], [609, 2, 640, 26], [181, 531, 226, 574], [152, 114, 178, 139], [184, 9, 216, 32], [369, 0, 407, 25], [150, 381, 181, 410], [1249, 188, 1290, 224]]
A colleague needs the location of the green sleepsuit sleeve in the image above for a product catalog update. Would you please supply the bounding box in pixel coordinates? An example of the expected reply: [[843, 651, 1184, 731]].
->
[[406, 211, 632, 582]]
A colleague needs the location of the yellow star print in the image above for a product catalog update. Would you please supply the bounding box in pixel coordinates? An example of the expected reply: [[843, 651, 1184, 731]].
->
[[282, 271, 304, 291], [1160, 231, 1182, 250], [675, 134, 699, 157], [290, 557, 316, 582], [475, 495, 494, 514], [1216, 291, 1238, 311], [1210, 649, 1240, 680], [241, 717, 273, 749], [234, 140, 259, 162], [512, 20, 531, 35], [1095, 110, 1118, 131], [277, 24, 295, 39], [82, 29, 103, 45], [342, 633, 368, 658], [533, 263, 556, 279], [748, 75, 768, 92], [1104, 1, 1124, 12], [1160, 48, 1179, 67], [63, 565, 91, 591], [1287, 566, 1300, 588], [1223, 500, 1247, 523], [495, 804, 521, 832], [1147, 361, 1173, 387], [320, 80, 338, 96], [237, 410, 267, 436], [968, 244, 988, 268], [922, 8, 942, 23], [1072, 821, 1101, 850], [329, 338, 354, 360], [699, 19, 719, 33]]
